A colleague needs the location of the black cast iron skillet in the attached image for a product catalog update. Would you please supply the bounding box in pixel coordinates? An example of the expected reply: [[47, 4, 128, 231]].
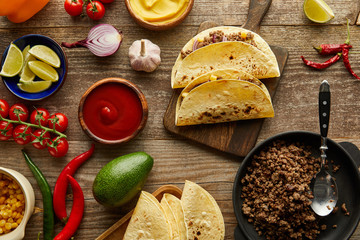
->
[[233, 131, 360, 240]]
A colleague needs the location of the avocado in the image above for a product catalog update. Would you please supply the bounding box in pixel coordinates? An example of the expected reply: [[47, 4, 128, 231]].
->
[[92, 152, 153, 207]]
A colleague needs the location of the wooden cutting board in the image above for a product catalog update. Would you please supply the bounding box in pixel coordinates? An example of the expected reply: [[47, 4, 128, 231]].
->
[[163, 0, 288, 157]]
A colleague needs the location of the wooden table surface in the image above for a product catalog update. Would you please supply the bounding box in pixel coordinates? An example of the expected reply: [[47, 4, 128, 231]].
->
[[1, 0, 360, 239]]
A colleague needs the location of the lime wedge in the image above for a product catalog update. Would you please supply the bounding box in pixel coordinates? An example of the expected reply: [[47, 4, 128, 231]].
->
[[19, 45, 36, 82], [0, 43, 24, 77], [29, 45, 61, 68], [28, 61, 59, 82], [303, 0, 334, 23], [18, 80, 52, 93]]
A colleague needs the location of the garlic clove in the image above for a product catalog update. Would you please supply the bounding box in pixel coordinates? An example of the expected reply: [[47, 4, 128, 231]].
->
[[129, 39, 161, 72]]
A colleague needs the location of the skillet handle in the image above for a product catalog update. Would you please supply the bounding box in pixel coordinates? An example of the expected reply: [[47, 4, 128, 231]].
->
[[242, 0, 272, 33]]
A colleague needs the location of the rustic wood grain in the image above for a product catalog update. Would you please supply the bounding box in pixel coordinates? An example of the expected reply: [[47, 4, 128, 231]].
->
[[1, 0, 360, 239]]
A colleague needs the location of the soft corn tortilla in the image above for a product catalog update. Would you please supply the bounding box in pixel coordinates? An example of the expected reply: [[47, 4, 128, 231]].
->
[[181, 180, 225, 240], [171, 26, 280, 88], [161, 193, 188, 240], [172, 41, 280, 89], [163, 193, 188, 240], [176, 79, 274, 126], [182, 68, 271, 100], [123, 191, 171, 240]]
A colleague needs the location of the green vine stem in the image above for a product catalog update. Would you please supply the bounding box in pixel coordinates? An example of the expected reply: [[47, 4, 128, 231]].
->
[[0, 108, 67, 147]]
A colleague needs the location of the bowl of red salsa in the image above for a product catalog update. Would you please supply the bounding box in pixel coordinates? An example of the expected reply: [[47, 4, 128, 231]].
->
[[78, 78, 148, 144]]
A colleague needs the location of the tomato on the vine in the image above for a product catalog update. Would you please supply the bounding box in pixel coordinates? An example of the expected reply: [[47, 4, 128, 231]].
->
[[0, 99, 9, 118], [9, 103, 29, 122], [30, 108, 50, 127], [48, 113, 68, 133], [64, 0, 84, 16], [100, 0, 114, 3], [0, 121, 13, 141], [48, 138, 69, 157], [13, 125, 32, 145], [31, 129, 51, 150], [86, 1, 105, 20]]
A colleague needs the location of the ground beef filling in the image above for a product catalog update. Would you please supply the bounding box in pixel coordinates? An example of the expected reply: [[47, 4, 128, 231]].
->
[[181, 30, 256, 59], [241, 140, 321, 240]]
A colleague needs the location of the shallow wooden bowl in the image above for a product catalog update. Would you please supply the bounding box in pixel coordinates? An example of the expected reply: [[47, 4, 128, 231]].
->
[[124, 0, 194, 31], [78, 77, 148, 144]]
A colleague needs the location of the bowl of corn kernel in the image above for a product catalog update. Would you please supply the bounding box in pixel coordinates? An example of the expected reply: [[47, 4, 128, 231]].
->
[[0, 167, 35, 240]]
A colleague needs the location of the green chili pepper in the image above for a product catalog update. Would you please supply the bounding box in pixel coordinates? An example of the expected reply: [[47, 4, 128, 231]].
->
[[22, 150, 54, 240]]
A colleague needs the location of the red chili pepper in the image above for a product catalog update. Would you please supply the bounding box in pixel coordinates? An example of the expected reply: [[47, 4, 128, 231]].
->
[[314, 44, 352, 55], [54, 175, 84, 240], [342, 47, 360, 80], [301, 54, 341, 69], [53, 143, 94, 222]]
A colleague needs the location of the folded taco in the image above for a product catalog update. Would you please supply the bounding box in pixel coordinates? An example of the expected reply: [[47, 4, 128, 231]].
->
[[123, 191, 171, 240], [171, 26, 280, 88], [181, 180, 225, 240], [176, 77, 274, 126]]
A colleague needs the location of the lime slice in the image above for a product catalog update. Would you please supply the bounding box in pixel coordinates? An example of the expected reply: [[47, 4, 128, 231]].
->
[[0, 43, 24, 77], [28, 60, 59, 82], [303, 0, 334, 23], [18, 80, 52, 93], [28, 45, 61, 68], [19, 45, 36, 82]]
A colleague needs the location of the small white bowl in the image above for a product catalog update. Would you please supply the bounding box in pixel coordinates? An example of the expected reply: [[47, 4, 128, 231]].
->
[[0, 167, 35, 240]]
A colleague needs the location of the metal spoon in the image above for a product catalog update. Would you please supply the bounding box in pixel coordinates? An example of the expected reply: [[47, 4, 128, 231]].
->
[[310, 80, 338, 216]]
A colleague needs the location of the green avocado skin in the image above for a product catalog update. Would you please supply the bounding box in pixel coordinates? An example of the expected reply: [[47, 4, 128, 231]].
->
[[92, 152, 154, 207]]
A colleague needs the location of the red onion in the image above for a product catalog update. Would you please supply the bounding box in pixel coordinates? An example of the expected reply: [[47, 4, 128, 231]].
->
[[222, 35, 227, 42], [192, 39, 199, 52], [61, 24, 123, 57]]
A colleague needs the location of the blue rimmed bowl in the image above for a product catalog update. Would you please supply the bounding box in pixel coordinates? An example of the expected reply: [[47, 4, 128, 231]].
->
[[0, 34, 67, 101]]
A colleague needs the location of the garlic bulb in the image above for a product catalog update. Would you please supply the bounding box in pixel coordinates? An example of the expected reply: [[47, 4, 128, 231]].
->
[[129, 39, 161, 72]]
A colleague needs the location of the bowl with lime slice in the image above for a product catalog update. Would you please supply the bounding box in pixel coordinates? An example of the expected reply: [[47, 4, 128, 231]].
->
[[0, 34, 67, 101]]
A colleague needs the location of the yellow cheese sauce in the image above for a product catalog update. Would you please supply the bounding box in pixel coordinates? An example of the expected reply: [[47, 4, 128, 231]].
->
[[130, 0, 189, 24]]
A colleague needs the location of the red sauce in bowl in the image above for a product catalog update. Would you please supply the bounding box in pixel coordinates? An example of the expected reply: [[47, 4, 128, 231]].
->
[[82, 82, 144, 141]]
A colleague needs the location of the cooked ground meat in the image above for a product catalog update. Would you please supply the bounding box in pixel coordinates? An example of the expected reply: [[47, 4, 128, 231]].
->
[[341, 203, 350, 216], [241, 140, 322, 240], [180, 30, 256, 58]]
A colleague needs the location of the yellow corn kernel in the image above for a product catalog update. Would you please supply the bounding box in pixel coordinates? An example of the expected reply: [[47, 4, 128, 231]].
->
[[16, 218, 22, 225], [210, 75, 218, 81], [16, 194, 24, 201], [0, 227, 3, 234], [241, 32, 247, 39], [0, 197, 5, 205], [0, 220, 5, 227], [7, 218, 13, 223], [11, 223, 18, 229], [197, 38, 204, 42], [4, 223, 11, 230]]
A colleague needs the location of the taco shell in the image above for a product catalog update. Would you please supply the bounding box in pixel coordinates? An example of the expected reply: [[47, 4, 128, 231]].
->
[[181, 180, 225, 240], [172, 26, 278, 84], [176, 79, 274, 126], [123, 191, 171, 240], [172, 41, 280, 89], [161, 193, 187, 240]]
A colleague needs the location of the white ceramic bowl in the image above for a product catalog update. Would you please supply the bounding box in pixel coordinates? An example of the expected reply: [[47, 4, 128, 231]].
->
[[0, 167, 35, 240]]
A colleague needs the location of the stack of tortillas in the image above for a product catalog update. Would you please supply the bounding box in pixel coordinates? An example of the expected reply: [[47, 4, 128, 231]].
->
[[123, 180, 225, 240]]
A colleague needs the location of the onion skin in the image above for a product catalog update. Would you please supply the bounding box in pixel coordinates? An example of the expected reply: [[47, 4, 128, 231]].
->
[[61, 24, 123, 57]]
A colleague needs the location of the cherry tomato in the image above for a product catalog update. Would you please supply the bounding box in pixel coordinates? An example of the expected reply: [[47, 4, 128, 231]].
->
[[64, 0, 84, 16], [30, 108, 50, 127], [13, 125, 32, 145], [86, 1, 105, 20], [0, 121, 13, 141], [48, 138, 69, 157], [48, 113, 68, 133], [9, 103, 29, 122], [31, 129, 51, 150], [0, 99, 9, 118], [100, 0, 114, 3]]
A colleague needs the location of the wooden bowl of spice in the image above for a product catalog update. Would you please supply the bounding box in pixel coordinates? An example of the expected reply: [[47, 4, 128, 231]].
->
[[78, 78, 148, 144], [124, 0, 194, 31]]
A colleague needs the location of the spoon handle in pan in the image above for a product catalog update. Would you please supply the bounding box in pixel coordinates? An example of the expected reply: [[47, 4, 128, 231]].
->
[[319, 80, 330, 138]]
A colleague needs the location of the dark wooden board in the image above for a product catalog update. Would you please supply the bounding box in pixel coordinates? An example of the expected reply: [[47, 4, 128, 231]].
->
[[163, 0, 289, 157]]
